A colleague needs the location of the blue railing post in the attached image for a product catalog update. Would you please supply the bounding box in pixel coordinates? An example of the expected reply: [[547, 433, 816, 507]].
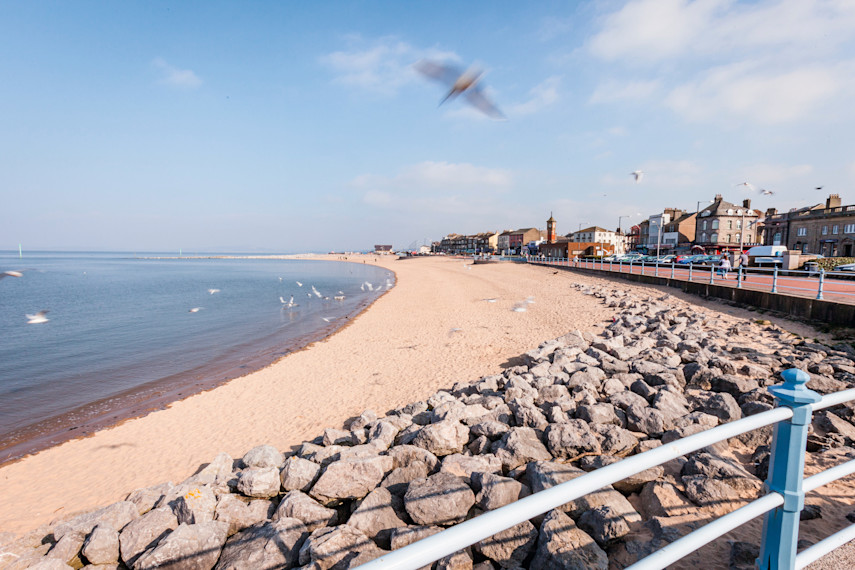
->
[[641, 259, 645, 275], [655, 259, 659, 277], [757, 369, 821, 570], [689, 263, 693, 282], [709, 264, 715, 284], [817, 269, 825, 300], [772, 266, 779, 293], [670, 262, 675, 279], [737, 266, 743, 289]]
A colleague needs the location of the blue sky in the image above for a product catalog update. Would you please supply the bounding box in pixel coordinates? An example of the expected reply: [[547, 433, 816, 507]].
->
[[3, 0, 855, 252]]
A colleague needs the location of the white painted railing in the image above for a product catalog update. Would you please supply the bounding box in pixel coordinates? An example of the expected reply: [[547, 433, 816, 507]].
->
[[358, 373, 855, 570]]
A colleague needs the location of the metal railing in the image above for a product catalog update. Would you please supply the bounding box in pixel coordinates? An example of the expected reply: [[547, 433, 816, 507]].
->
[[359, 370, 855, 570], [526, 257, 855, 303]]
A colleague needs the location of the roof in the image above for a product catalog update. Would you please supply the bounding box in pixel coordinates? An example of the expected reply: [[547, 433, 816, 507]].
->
[[700, 196, 759, 218], [576, 226, 611, 233]]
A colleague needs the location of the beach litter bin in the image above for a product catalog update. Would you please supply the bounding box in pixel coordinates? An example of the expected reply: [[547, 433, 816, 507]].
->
[[804, 262, 819, 276]]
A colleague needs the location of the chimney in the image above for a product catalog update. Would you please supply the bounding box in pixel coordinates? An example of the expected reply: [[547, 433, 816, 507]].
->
[[742, 199, 751, 209], [714, 194, 722, 201], [765, 207, 777, 216], [827, 194, 842, 209]]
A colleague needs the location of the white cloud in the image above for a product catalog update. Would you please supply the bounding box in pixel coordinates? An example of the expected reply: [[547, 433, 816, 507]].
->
[[352, 161, 514, 216], [665, 61, 840, 124], [588, 0, 855, 64], [320, 36, 459, 95], [507, 76, 561, 116], [589, 79, 660, 103], [152, 58, 202, 88]]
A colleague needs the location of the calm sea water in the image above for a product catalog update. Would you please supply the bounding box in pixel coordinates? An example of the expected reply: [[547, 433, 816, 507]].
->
[[0, 252, 392, 460]]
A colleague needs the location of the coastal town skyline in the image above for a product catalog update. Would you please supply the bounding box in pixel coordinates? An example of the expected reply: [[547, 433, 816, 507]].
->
[[4, 1, 855, 253]]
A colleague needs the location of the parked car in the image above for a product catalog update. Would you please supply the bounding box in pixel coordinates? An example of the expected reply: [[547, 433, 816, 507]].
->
[[676, 255, 704, 265], [747, 245, 787, 266], [835, 263, 855, 271], [656, 255, 676, 263], [695, 255, 724, 266]]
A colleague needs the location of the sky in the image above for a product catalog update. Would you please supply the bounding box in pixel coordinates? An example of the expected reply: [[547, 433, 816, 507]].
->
[[3, 0, 855, 253]]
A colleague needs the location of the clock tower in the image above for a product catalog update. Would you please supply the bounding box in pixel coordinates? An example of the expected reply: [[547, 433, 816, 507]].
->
[[546, 213, 557, 244]]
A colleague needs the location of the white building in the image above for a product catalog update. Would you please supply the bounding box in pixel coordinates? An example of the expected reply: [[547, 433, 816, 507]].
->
[[570, 226, 629, 255]]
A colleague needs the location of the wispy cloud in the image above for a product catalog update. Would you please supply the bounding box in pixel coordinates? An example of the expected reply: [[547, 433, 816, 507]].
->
[[507, 76, 561, 116], [320, 36, 459, 95], [589, 79, 660, 104], [152, 58, 202, 88]]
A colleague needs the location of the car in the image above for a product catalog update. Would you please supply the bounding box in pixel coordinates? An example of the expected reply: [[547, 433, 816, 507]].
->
[[835, 263, 855, 271], [676, 254, 704, 265]]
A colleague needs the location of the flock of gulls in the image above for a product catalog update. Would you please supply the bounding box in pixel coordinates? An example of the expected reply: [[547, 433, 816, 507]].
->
[[1, 269, 395, 326]]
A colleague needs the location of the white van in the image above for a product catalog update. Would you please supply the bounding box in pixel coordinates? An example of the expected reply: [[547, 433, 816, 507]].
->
[[747, 245, 787, 266]]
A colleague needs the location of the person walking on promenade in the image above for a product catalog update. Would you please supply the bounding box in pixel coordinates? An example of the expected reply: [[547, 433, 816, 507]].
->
[[738, 251, 749, 280], [718, 255, 732, 279]]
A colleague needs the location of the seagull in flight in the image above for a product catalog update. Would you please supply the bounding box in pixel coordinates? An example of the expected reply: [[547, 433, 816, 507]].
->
[[760, 189, 774, 195], [736, 181, 756, 192], [296, 281, 303, 287], [482, 298, 498, 303], [414, 59, 505, 120], [511, 303, 527, 313], [189, 307, 202, 313], [1, 270, 23, 280], [280, 296, 298, 308], [26, 310, 49, 324], [207, 288, 220, 295], [816, 186, 823, 190], [630, 170, 644, 184]]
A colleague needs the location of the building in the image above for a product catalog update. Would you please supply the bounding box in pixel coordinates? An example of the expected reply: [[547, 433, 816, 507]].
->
[[763, 194, 855, 256], [496, 230, 513, 254], [435, 232, 498, 254], [570, 226, 628, 255], [694, 195, 761, 253], [540, 214, 572, 258], [508, 228, 544, 255], [374, 245, 393, 254]]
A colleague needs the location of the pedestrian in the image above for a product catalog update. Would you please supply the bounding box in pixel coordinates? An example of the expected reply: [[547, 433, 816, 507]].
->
[[718, 255, 732, 279], [738, 251, 749, 280]]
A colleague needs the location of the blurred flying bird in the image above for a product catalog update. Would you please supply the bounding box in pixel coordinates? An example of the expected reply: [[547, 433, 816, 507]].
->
[[816, 186, 823, 190], [760, 189, 774, 195], [482, 298, 498, 302], [414, 59, 505, 119], [1, 270, 23, 280], [448, 327, 463, 337], [207, 288, 220, 295], [737, 181, 756, 192], [631, 170, 644, 183], [512, 303, 527, 313], [334, 295, 345, 301], [296, 281, 303, 287], [311, 285, 322, 298], [188, 307, 202, 313], [321, 317, 336, 323], [26, 310, 49, 324]]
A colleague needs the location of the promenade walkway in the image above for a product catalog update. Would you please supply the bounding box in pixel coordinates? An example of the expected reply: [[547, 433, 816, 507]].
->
[[531, 257, 855, 305]]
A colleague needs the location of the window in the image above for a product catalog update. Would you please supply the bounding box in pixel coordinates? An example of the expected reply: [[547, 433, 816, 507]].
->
[[797, 227, 807, 236], [833, 225, 839, 234], [727, 220, 733, 229], [802, 243, 809, 253], [701, 232, 707, 242], [822, 226, 829, 235], [712, 220, 719, 229], [773, 232, 782, 245], [711, 233, 719, 242], [736, 220, 742, 229], [846, 224, 855, 234], [702, 220, 708, 230], [736, 233, 741, 243], [726, 234, 731, 242]]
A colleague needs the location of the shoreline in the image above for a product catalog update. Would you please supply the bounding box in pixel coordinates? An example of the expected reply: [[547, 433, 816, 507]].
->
[[0, 274, 385, 467], [0, 255, 832, 536]]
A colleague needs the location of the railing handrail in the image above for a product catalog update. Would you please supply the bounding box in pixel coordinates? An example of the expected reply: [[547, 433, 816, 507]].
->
[[359, 385, 855, 569]]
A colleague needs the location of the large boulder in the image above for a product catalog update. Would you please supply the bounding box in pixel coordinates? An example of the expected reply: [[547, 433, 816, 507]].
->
[[493, 427, 552, 471], [119, 507, 178, 568], [280, 456, 322, 492], [242, 445, 283, 469], [474, 521, 538, 568], [174, 486, 218, 525], [473, 472, 530, 511], [529, 509, 608, 570], [348, 487, 407, 540], [215, 517, 307, 570], [214, 495, 274, 537], [411, 420, 471, 456], [298, 525, 384, 569], [236, 467, 281, 499], [275, 491, 338, 531], [81, 524, 120, 565], [309, 456, 390, 505], [133, 521, 228, 570], [404, 472, 475, 526], [545, 420, 602, 460]]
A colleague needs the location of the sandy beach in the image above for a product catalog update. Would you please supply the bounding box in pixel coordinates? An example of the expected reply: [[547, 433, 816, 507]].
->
[[1, 253, 853, 568], [0, 255, 622, 534]]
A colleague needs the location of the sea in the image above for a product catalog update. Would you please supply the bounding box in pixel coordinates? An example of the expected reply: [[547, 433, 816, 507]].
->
[[0, 251, 392, 463]]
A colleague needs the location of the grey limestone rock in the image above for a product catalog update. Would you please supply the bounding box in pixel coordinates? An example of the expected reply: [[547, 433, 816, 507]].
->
[[215, 517, 307, 570], [236, 467, 281, 499], [493, 427, 552, 471], [576, 403, 621, 426], [242, 445, 283, 469], [389, 525, 443, 550], [275, 491, 338, 531], [411, 420, 470, 457], [348, 487, 406, 539], [529, 509, 608, 570], [183, 452, 235, 489], [404, 472, 475, 526], [119, 507, 178, 568], [81, 524, 120, 565], [214, 495, 274, 536], [472, 473, 530, 511], [625, 404, 668, 437], [579, 505, 632, 545], [174, 486, 218, 525], [440, 454, 503, 480], [474, 521, 537, 568], [323, 428, 353, 447], [298, 524, 383, 569], [46, 530, 85, 567], [309, 456, 389, 505], [690, 391, 743, 423], [126, 483, 175, 516], [280, 456, 322, 493], [386, 445, 440, 472], [590, 423, 638, 456], [381, 461, 431, 496], [52, 501, 139, 542], [133, 521, 228, 570], [544, 420, 601, 459]]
